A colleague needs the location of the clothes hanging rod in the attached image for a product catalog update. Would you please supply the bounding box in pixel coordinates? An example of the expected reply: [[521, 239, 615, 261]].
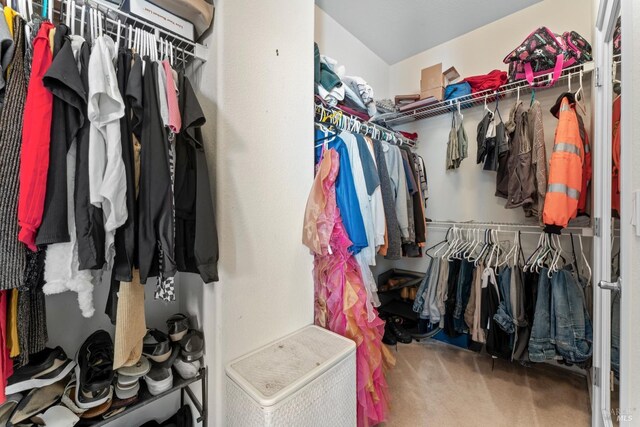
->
[[315, 101, 416, 148], [425, 220, 594, 236], [385, 61, 597, 125]]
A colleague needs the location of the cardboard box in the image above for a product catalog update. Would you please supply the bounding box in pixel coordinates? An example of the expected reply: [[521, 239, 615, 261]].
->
[[420, 86, 444, 101], [443, 66, 461, 84], [123, 0, 195, 41], [420, 64, 444, 91], [420, 64, 461, 97]]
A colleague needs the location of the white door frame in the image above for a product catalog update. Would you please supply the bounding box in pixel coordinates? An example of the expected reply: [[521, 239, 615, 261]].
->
[[594, 0, 640, 425], [593, 0, 618, 426], [619, 0, 640, 425]]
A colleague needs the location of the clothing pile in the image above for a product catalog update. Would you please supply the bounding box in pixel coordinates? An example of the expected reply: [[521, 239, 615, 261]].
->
[[0, 7, 218, 404], [413, 245, 592, 366], [314, 43, 378, 120]]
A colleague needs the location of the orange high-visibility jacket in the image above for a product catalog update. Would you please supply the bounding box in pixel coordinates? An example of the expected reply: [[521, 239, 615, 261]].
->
[[543, 96, 585, 232]]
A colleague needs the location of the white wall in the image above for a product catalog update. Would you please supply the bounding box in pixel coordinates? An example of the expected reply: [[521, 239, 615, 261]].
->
[[315, 5, 390, 99], [186, 0, 315, 425], [377, 0, 594, 273]]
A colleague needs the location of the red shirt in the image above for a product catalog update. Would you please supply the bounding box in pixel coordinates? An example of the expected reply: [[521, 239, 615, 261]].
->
[[18, 22, 55, 251]]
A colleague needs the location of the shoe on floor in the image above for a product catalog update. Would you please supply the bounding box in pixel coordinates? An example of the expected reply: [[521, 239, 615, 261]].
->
[[0, 393, 22, 425], [144, 366, 173, 396], [388, 318, 412, 344], [8, 377, 68, 425], [382, 323, 398, 346], [6, 347, 76, 395], [31, 405, 79, 427], [166, 313, 190, 342], [178, 330, 204, 362], [74, 330, 114, 410], [142, 329, 172, 363], [173, 357, 201, 380]]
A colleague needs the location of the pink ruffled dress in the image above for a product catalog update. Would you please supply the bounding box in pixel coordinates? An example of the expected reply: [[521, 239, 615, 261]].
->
[[303, 148, 394, 427]]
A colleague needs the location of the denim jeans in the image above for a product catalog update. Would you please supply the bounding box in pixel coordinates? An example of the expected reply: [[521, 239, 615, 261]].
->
[[552, 269, 593, 363], [453, 260, 474, 333], [528, 269, 557, 362], [494, 266, 515, 334]]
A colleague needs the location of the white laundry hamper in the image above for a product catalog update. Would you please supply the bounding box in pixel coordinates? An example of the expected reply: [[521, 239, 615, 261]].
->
[[225, 325, 357, 427]]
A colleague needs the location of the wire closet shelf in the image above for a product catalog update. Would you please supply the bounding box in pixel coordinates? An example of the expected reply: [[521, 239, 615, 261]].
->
[[315, 101, 417, 148], [30, 0, 207, 68], [425, 220, 594, 237], [385, 61, 596, 125]]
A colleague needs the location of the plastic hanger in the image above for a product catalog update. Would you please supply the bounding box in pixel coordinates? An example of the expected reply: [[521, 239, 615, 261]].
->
[[79, 4, 86, 39], [65, 0, 71, 28], [69, 0, 76, 35], [116, 19, 122, 48], [98, 10, 103, 38], [575, 69, 587, 115], [483, 94, 493, 118], [578, 234, 592, 284], [516, 86, 520, 104], [524, 232, 545, 272]]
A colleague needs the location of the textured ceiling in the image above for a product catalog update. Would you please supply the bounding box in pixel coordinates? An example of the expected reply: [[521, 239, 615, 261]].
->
[[315, 0, 542, 64]]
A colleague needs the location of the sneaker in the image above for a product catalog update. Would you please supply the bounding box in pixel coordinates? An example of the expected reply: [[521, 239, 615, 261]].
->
[[144, 366, 173, 396], [6, 347, 76, 394], [166, 313, 190, 342], [173, 357, 201, 380], [32, 405, 80, 427], [9, 377, 68, 425], [178, 330, 204, 362], [74, 330, 115, 410], [142, 329, 172, 363], [0, 393, 22, 426], [61, 377, 86, 415]]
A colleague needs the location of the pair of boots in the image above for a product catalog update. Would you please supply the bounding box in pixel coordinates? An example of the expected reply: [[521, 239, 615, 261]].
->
[[382, 317, 412, 345]]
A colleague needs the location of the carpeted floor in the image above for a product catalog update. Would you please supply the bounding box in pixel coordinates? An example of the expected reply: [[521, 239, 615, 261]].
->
[[381, 340, 591, 427]]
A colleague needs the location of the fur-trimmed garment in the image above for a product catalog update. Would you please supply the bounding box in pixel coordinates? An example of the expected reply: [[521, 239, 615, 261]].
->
[[43, 141, 100, 318]]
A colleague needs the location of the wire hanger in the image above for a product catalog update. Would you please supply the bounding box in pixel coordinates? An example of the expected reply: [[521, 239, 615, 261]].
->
[[578, 234, 592, 284]]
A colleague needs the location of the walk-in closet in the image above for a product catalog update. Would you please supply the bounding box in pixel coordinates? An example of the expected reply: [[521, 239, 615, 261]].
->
[[310, 0, 638, 425], [1, 0, 640, 426]]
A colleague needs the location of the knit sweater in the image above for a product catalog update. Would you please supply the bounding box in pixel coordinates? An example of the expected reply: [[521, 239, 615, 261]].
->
[[0, 16, 26, 291]]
